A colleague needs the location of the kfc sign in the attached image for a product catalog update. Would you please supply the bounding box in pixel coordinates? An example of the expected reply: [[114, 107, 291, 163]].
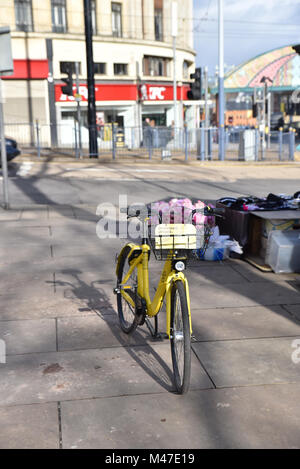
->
[[55, 83, 188, 103], [149, 86, 166, 100]]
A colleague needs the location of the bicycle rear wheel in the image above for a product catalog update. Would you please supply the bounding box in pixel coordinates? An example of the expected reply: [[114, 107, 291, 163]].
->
[[170, 280, 191, 394], [116, 246, 139, 334]]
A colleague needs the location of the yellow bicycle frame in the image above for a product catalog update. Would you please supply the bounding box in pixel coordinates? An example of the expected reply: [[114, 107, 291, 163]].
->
[[116, 243, 192, 338]]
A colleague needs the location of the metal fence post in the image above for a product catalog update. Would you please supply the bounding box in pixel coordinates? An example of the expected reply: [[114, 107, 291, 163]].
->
[[261, 130, 265, 161], [289, 128, 295, 161], [219, 125, 225, 161], [208, 127, 213, 160], [112, 124, 116, 161], [74, 123, 79, 159], [255, 127, 259, 161], [35, 120, 41, 159], [184, 125, 188, 162], [278, 128, 283, 161], [200, 126, 205, 161], [148, 128, 153, 160]]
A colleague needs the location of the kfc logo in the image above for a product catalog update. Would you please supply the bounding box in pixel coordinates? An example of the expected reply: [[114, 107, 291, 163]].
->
[[149, 86, 166, 100]]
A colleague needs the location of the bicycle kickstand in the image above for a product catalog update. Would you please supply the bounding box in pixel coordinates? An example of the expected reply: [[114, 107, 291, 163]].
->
[[145, 316, 168, 341]]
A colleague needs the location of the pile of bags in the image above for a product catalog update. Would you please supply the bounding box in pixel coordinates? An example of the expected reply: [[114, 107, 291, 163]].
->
[[150, 198, 216, 226], [150, 198, 243, 261]]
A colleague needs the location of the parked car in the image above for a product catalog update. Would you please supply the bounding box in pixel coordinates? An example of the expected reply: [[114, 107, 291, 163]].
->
[[0, 138, 21, 165], [270, 112, 284, 131]]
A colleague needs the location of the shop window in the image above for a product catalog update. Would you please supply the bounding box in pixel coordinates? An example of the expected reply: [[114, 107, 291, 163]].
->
[[114, 63, 128, 75], [154, 0, 163, 41], [15, 0, 33, 32], [112, 2, 122, 37], [60, 62, 81, 75], [94, 63, 106, 75], [143, 56, 168, 77], [51, 0, 67, 33]]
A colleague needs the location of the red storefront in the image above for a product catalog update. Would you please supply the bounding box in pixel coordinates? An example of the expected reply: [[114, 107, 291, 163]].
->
[[55, 82, 190, 128]]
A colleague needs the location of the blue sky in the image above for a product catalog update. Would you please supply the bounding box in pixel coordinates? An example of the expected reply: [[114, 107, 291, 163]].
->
[[193, 0, 300, 75]]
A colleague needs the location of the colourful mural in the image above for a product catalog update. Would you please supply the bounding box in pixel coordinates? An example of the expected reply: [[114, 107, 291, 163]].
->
[[225, 45, 300, 90]]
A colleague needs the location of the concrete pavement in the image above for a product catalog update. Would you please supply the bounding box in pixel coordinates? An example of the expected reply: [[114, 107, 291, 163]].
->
[[0, 203, 299, 449]]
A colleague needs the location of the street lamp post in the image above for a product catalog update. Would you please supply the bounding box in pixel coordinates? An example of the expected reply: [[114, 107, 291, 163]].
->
[[84, 0, 98, 158], [172, 2, 178, 132]]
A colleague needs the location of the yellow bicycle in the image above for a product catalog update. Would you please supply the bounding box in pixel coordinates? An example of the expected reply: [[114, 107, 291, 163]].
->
[[114, 204, 223, 394]]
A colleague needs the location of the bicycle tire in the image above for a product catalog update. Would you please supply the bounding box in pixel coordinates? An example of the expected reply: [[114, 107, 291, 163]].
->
[[170, 280, 191, 394], [116, 246, 139, 334]]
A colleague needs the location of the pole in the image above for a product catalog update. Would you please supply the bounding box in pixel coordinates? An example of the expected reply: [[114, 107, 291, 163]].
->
[[267, 92, 271, 149], [0, 79, 9, 209], [172, 2, 178, 133], [84, 0, 98, 158], [204, 66, 209, 160], [75, 61, 82, 158], [218, 0, 225, 161], [35, 120, 41, 159]]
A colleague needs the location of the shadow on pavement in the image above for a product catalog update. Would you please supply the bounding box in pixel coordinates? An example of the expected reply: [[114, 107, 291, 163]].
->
[[50, 268, 175, 393]]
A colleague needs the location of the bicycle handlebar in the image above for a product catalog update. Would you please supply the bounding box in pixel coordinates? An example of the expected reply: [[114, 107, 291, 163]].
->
[[121, 205, 225, 220]]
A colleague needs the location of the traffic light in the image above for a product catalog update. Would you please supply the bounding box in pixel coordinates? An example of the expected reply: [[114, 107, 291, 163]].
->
[[252, 103, 258, 118], [292, 45, 300, 55], [187, 67, 202, 100], [60, 62, 74, 96]]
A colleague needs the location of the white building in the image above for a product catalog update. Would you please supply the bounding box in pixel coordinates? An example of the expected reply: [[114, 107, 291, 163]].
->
[[1, 0, 197, 146]]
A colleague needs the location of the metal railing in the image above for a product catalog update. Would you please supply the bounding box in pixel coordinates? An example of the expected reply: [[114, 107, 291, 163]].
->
[[4, 122, 297, 162]]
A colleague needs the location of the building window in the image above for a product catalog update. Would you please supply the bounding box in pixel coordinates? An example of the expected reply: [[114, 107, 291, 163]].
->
[[94, 63, 106, 75], [112, 2, 122, 37], [154, 0, 163, 41], [114, 63, 127, 75], [143, 56, 168, 77], [91, 0, 97, 35], [183, 61, 190, 80], [14, 0, 33, 32], [60, 62, 81, 75], [51, 0, 67, 33]]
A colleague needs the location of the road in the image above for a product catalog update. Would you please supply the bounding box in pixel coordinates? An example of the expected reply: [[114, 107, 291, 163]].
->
[[1, 160, 300, 206]]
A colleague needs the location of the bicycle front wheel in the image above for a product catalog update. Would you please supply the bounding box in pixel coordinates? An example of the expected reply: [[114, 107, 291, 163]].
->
[[170, 280, 191, 394], [116, 246, 139, 334]]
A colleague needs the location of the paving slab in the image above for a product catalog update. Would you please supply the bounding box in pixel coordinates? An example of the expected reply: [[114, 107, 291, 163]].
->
[[0, 403, 59, 449], [0, 344, 212, 406], [0, 272, 54, 295], [0, 209, 22, 221], [192, 337, 300, 388], [51, 244, 110, 258], [20, 208, 49, 220], [60, 384, 300, 449], [50, 224, 99, 241], [190, 305, 300, 341], [0, 244, 52, 264], [189, 281, 300, 310], [283, 304, 300, 319], [53, 271, 116, 310], [0, 226, 51, 244], [186, 265, 247, 286], [0, 318, 56, 355], [231, 259, 300, 282], [57, 314, 151, 351], [48, 206, 75, 219], [0, 295, 99, 321]]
